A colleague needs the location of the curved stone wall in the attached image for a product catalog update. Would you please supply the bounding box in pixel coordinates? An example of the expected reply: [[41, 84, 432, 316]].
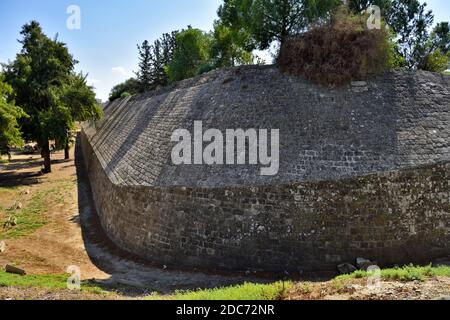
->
[[81, 66, 450, 271]]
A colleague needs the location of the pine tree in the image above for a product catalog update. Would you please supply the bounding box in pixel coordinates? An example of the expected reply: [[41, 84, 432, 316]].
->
[[136, 40, 154, 92]]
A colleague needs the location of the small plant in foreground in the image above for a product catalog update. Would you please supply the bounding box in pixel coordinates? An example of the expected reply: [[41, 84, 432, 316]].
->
[[335, 264, 450, 282]]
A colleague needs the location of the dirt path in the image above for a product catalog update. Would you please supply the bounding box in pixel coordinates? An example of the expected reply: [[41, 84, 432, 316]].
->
[[287, 277, 450, 300], [0, 140, 264, 296]]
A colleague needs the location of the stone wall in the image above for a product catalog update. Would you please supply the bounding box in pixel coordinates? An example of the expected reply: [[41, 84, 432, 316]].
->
[[81, 66, 450, 271]]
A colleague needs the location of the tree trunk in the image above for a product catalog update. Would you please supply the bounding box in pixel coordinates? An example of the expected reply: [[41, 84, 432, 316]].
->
[[42, 140, 51, 173], [64, 142, 70, 160]]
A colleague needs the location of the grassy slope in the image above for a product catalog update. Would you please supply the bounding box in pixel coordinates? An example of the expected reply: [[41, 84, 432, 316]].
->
[[0, 271, 106, 294], [0, 178, 75, 239], [335, 265, 450, 282], [149, 282, 292, 300]]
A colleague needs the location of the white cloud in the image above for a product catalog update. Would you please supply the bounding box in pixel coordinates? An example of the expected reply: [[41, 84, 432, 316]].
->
[[87, 78, 100, 85], [111, 66, 127, 76]]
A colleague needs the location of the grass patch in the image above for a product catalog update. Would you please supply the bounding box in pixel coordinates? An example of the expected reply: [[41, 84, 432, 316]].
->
[[335, 265, 450, 283], [149, 282, 291, 300], [443, 70, 450, 76], [0, 271, 105, 294], [0, 178, 76, 239]]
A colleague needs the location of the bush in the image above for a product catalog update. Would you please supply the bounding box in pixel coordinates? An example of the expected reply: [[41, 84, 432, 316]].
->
[[421, 49, 450, 72], [278, 6, 394, 86]]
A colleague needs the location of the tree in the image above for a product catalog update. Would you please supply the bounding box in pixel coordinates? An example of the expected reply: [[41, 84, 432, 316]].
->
[[109, 78, 140, 102], [386, 0, 434, 69], [215, 0, 256, 63], [429, 22, 450, 55], [136, 40, 154, 92], [166, 27, 213, 82], [0, 76, 27, 160], [420, 49, 449, 72], [211, 21, 253, 67], [348, 0, 391, 14], [135, 32, 178, 92], [218, 0, 340, 50], [348, 0, 448, 71], [59, 72, 102, 159], [3, 21, 100, 171], [152, 31, 178, 87]]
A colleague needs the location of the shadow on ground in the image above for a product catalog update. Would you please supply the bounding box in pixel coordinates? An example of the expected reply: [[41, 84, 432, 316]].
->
[[0, 154, 72, 188]]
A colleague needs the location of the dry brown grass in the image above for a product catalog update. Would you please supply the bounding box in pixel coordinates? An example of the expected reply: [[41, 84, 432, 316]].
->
[[278, 7, 391, 86]]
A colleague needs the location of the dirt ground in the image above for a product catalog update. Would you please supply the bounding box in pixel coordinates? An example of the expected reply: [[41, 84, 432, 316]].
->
[[0, 140, 449, 300], [287, 277, 450, 300]]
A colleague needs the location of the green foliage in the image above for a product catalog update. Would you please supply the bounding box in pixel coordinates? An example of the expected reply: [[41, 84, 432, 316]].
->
[[149, 282, 291, 300], [217, 0, 256, 49], [348, 0, 391, 13], [347, 1, 449, 72], [3, 22, 75, 145], [0, 271, 105, 294], [385, 0, 434, 69], [2, 21, 101, 170], [109, 78, 140, 102], [335, 265, 450, 283], [0, 76, 27, 154], [211, 22, 253, 68], [0, 178, 75, 239], [430, 22, 450, 55], [120, 92, 131, 98], [56, 72, 102, 149], [61, 72, 102, 122], [136, 40, 153, 92], [167, 27, 213, 82], [218, 0, 341, 50], [213, 2, 255, 67], [196, 63, 217, 76], [135, 32, 178, 92], [420, 49, 449, 73]]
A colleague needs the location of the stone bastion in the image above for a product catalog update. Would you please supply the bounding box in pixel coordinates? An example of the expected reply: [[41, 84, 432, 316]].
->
[[81, 65, 450, 271]]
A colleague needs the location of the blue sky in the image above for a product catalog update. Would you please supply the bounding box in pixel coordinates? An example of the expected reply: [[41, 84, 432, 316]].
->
[[0, 0, 449, 101]]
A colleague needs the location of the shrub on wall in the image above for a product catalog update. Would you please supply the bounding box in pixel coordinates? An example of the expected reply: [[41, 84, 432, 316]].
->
[[277, 7, 396, 87]]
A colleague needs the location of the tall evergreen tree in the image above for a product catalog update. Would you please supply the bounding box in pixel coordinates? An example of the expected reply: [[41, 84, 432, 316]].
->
[[135, 32, 178, 92], [151, 31, 178, 87], [3, 21, 75, 172], [3, 21, 101, 171], [136, 40, 154, 92]]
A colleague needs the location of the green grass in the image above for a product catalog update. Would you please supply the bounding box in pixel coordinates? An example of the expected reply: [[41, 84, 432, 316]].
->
[[443, 70, 450, 76], [149, 281, 291, 300], [0, 178, 76, 239], [0, 271, 105, 294], [335, 265, 450, 283]]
